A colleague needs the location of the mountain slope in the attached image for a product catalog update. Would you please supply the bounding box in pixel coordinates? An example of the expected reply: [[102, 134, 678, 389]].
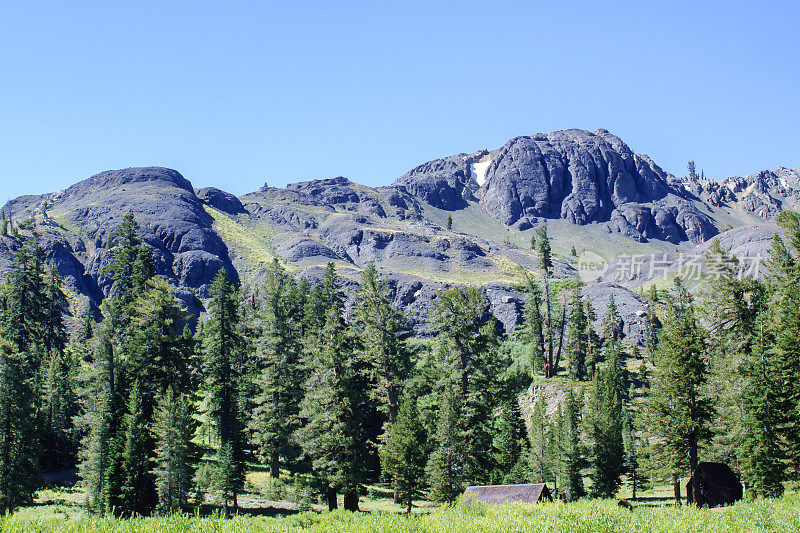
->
[[1, 129, 795, 341]]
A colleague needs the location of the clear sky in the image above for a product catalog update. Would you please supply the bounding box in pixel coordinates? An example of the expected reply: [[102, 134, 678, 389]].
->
[[1, 1, 798, 201]]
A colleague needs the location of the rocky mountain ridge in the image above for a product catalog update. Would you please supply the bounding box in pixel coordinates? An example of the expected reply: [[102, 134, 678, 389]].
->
[[2, 129, 796, 343]]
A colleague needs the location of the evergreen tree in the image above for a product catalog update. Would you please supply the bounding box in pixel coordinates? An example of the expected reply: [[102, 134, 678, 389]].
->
[[0, 209, 7, 236], [623, 413, 640, 500], [740, 313, 785, 497], [495, 398, 528, 482], [601, 296, 622, 346], [565, 284, 588, 381], [40, 264, 76, 469], [100, 213, 154, 332], [203, 269, 245, 517], [152, 386, 197, 512], [647, 284, 658, 303], [533, 226, 565, 378], [251, 260, 305, 478], [121, 382, 153, 515], [703, 239, 765, 470], [687, 160, 697, 180], [380, 398, 426, 513], [129, 277, 194, 400], [528, 397, 555, 487], [585, 300, 601, 379], [429, 286, 501, 485], [559, 386, 585, 501], [297, 263, 365, 511], [354, 263, 412, 426], [520, 276, 545, 376], [78, 214, 154, 516], [122, 277, 194, 514], [427, 387, 466, 503], [0, 340, 39, 513], [42, 345, 78, 469], [445, 214, 453, 230], [645, 279, 712, 502], [1, 235, 46, 367], [638, 359, 650, 389], [760, 213, 800, 482], [586, 361, 624, 498], [77, 318, 125, 515]]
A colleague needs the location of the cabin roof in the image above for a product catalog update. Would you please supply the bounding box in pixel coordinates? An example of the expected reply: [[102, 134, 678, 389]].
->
[[464, 483, 551, 504]]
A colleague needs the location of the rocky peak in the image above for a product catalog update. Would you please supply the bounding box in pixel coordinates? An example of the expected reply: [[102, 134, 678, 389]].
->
[[393, 128, 715, 243], [76, 167, 193, 194]]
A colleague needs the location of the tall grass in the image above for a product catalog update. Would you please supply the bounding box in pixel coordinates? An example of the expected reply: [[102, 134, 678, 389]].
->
[[3, 496, 800, 533]]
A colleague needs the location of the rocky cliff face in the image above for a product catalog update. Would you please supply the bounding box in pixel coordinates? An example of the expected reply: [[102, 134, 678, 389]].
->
[[1, 129, 794, 342], [395, 129, 719, 244], [1, 167, 236, 317]]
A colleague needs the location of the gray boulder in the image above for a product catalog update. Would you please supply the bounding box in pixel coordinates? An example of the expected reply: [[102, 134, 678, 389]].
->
[[198, 187, 246, 214]]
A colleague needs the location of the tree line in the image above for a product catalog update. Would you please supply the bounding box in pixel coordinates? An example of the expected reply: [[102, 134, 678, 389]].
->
[[1, 213, 800, 516]]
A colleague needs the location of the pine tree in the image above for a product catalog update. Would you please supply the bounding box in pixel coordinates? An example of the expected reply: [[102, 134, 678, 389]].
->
[[521, 276, 545, 376], [42, 346, 78, 469], [78, 214, 155, 515], [380, 398, 426, 513], [101, 213, 154, 327], [251, 260, 305, 478], [446, 215, 453, 230], [129, 277, 193, 400], [120, 277, 194, 514], [0, 340, 39, 513], [297, 263, 365, 512], [427, 387, 466, 502], [687, 160, 697, 180], [429, 286, 501, 485], [0, 209, 7, 236], [703, 239, 765, 471], [587, 361, 624, 498], [39, 264, 76, 469], [203, 270, 245, 517], [77, 319, 126, 515], [152, 386, 197, 512], [1, 235, 46, 366], [529, 397, 555, 487], [533, 226, 565, 378], [495, 398, 528, 482], [565, 284, 588, 380], [559, 386, 585, 501], [585, 300, 601, 379], [354, 263, 412, 426], [623, 413, 640, 500], [121, 382, 153, 515], [647, 284, 658, 302], [638, 359, 650, 389], [741, 314, 785, 497], [645, 279, 712, 503]]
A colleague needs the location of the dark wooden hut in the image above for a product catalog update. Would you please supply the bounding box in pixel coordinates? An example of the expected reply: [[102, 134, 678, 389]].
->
[[464, 483, 553, 504], [686, 462, 743, 507]]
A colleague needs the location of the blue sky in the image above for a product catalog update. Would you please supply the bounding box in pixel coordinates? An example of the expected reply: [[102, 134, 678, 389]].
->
[[1, 1, 798, 201]]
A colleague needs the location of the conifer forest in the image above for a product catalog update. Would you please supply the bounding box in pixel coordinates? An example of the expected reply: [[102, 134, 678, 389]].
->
[[3, 209, 800, 531]]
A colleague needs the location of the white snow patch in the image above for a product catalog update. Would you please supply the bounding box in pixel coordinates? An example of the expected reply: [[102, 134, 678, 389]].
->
[[780, 177, 788, 188], [471, 159, 492, 186]]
